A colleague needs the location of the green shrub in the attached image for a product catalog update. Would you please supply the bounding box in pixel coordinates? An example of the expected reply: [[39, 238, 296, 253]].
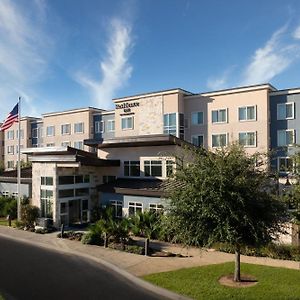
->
[[0, 196, 17, 218], [81, 232, 103, 245], [21, 204, 39, 227]]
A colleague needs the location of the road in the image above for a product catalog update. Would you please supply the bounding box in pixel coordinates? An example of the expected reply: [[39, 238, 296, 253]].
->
[[0, 236, 164, 300]]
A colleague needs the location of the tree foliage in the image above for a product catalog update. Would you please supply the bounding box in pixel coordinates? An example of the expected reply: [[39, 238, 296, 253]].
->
[[167, 143, 288, 281]]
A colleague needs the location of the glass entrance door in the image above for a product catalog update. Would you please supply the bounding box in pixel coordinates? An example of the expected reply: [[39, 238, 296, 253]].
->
[[68, 199, 81, 225]]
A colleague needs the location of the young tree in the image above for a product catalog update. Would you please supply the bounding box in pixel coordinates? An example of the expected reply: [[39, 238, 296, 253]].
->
[[167, 143, 287, 282]]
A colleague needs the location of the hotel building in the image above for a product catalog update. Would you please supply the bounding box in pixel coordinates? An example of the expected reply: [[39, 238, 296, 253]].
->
[[0, 83, 299, 230]]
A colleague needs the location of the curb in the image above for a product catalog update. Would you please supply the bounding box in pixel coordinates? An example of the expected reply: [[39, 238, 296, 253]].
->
[[0, 232, 191, 300]]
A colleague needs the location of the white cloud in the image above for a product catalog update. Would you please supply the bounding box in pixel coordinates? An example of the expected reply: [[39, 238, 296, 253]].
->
[[0, 0, 53, 120], [241, 25, 300, 85], [293, 25, 300, 40], [206, 67, 235, 91], [75, 18, 134, 109]]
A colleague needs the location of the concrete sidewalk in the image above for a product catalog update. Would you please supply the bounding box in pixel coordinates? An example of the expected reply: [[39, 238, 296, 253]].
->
[[0, 226, 299, 277]]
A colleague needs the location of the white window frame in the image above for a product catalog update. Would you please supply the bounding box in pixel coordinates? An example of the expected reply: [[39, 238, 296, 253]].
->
[[278, 157, 293, 173], [61, 141, 71, 147], [110, 200, 123, 218], [144, 160, 163, 177], [128, 202, 143, 216], [46, 143, 55, 147], [191, 111, 204, 125], [46, 126, 55, 137], [191, 135, 204, 147], [16, 129, 24, 139], [74, 141, 84, 150], [61, 124, 71, 135], [277, 102, 295, 120], [277, 129, 295, 147], [7, 145, 14, 155], [124, 161, 140, 177], [7, 130, 14, 140], [16, 144, 23, 154], [238, 131, 257, 147], [238, 105, 257, 122], [74, 122, 84, 134], [121, 116, 134, 130], [212, 133, 228, 148], [7, 161, 14, 169], [211, 108, 228, 124], [149, 203, 164, 213], [107, 120, 115, 132]]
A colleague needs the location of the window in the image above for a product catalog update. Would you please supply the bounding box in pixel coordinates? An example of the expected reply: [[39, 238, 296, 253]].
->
[[239, 132, 256, 147], [103, 175, 116, 184], [124, 161, 140, 176], [16, 129, 24, 139], [59, 176, 74, 185], [95, 121, 104, 133], [107, 120, 115, 132], [32, 127, 43, 138], [278, 157, 293, 173], [166, 160, 174, 177], [60, 202, 68, 225], [75, 175, 90, 183], [121, 116, 134, 130], [46, 143, 55, 147], [7, 145, 14, 154], [128, 202, 142, 216], [40, 189, 53, 218], [58, 189, 74, 198], [61, 124, 71, 135], [212, 109, 227, 123], [61, 141, 70, 147], [191, 135, 204, 147], [163, 113, 176, 136], [16, 145, 23, 154], [144, 160, 162, 177], [7, 130, 14, 140], [110, 200, 122, 218], [7, 161, 14, 169], [74, 141, 83, 150], [277, 103, 294, 120], [149, 203, 164, 213], [41, 177, 53, 186], [74, 122, 84, 133], [46, 126, 55, 136], [75, 188, 89, 197], [238, 106, 256, 121], [277, 130, 295, 146], [212, 133, 227, 147], [191, 112, 204, 125], [82, 199, 89, 222]]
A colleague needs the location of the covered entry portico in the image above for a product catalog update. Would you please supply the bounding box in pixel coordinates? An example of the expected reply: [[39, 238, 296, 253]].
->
[[22, 146, 120, 228]]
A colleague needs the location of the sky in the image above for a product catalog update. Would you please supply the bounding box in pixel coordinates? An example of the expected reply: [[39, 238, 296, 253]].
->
[[1, 0, 300, 121]]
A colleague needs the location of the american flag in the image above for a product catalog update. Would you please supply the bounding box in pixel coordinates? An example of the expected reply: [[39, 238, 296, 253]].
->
[[0, 103, 19, 131]]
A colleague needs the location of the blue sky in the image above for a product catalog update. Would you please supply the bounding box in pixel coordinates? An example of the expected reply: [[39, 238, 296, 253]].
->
[[1, 0, 300, 120]]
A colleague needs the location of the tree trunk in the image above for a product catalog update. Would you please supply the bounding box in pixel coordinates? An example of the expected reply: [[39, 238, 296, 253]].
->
[[234, 245, 241, 282], [104, 232, 108, 248]]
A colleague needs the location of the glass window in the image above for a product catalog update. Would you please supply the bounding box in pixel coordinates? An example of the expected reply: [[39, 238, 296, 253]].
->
[[40, 189, 53, 218], [124, 161, 140, 176], [128, 202, 142, 216], [59, 176, 74, 185], [41, 177, 53, 186], [149, 203, 164, 213], [212, 109, 227, 123], [82, 199, 89, 211], [7, 130, 14, 140], [107, 120, 115, 132], [103, 175, 116, 184], [7, 161, 14, 169], [95, 121, 105, 133], [277, 130, 295, 146], [74, 141, 83, 150], [46, 143, 55, 147], [144, 160, 162, 177], [75, 188, 89, 197], [191, 112, 204, 125], [238, 106, 256, 121], [74, 122, 84, 133], [58, 189, 74, 198], [212, 134, 227, 147], [61, 124, 71, 135], [239, 132, 256, 147], [192, 135, 204, 147], [60, 202, 67, 214], [61, 141, 70, 147], [7, 145, 14, 154], [163, 113, 177, 136], [166, 160, 174, 177], [46, 126, 55, 136], [121, 117, 133, 130], [277, 103, 295, 120], [16, 129, 24, 139], [110, 200, 122, 218], [278, 157, 293, 173]]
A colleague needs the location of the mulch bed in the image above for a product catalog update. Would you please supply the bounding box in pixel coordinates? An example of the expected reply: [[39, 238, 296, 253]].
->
[[218, 274, 258, 288]]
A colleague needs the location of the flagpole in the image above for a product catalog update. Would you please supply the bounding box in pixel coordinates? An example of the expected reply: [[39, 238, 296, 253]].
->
[[17, 96, 21, 221]]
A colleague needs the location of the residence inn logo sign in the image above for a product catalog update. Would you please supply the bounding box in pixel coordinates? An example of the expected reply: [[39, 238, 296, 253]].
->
[[115, 102, 139, 113]]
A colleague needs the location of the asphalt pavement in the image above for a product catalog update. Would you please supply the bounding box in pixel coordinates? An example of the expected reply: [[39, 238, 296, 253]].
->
[[0, 236, 164, 300]]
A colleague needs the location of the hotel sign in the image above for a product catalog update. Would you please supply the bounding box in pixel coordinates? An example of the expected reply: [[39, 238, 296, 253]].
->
[[115, 102, 139, 113]]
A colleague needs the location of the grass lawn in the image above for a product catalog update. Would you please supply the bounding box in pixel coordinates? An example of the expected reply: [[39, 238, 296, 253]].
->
[[143, 262, 300, 300], [0, 217, 16, 227]]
